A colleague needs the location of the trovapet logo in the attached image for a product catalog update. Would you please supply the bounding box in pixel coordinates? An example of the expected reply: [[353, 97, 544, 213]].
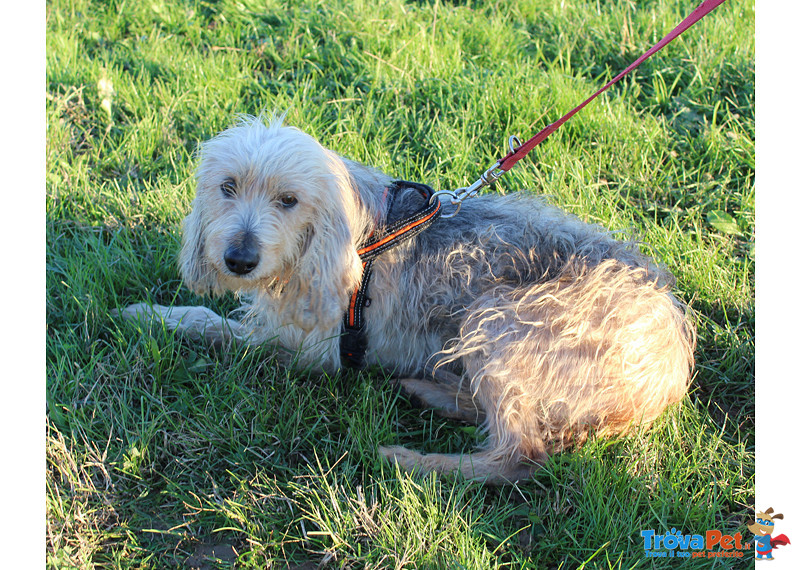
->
[[640, 528, 749, 560], [641, 508, 792, 561], [747, 508, 791, 561]]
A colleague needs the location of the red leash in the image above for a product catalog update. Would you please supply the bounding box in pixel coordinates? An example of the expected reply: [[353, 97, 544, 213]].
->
[[433, 0, 729, 216]]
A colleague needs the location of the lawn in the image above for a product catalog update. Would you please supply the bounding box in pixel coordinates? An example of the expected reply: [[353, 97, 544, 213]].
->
[[46, 0, 754, 567]]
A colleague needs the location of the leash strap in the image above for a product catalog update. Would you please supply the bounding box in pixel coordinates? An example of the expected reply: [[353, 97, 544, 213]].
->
[[341, 181, 442, 368], [499, 0, 728, 171], [443, 0, 729, 209]]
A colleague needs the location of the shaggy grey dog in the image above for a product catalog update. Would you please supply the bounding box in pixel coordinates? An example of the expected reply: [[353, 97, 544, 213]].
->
[[120, 115, 695, 483]]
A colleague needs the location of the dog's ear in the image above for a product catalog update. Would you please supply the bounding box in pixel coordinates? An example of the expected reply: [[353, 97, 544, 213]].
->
[[179, 204, 222, 296], [280, 158, 364, 333]]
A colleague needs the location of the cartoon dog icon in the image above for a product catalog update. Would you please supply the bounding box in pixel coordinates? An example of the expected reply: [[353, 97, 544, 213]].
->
[[747, 508, 791, 561]]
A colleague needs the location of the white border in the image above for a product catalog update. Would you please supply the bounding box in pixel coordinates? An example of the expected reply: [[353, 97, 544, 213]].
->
[[756, 0, 798, 567]]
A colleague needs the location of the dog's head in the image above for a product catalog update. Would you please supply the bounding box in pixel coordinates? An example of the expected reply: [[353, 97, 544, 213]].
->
[[747, 508, 784, 536], [180, 115, 366, 332]]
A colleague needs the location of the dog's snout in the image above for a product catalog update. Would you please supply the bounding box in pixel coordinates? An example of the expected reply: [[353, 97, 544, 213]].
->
[[224, 243, 260, 275]]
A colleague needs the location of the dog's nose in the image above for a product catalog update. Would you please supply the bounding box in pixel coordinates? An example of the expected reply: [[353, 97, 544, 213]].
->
[[224, 244, 260, 275]]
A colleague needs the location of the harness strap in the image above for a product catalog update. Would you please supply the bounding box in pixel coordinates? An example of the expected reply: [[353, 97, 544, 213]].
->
[[341, 180, 442, 368]]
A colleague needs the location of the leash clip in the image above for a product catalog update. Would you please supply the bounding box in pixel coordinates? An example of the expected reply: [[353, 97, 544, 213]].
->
[[430, 161, 506, 219], [429, 135, 522, 218]]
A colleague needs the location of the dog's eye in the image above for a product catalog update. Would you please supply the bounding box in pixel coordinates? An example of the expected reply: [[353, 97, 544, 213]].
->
[[279, 194, 298, 208], [220, 178, 237, 198]]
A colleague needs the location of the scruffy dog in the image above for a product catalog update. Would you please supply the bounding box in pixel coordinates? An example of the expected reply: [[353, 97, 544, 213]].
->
[[120, 115, 695, 483]]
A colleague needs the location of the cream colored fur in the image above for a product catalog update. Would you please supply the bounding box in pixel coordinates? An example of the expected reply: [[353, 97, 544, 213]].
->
[[118, 114, 695, 484]]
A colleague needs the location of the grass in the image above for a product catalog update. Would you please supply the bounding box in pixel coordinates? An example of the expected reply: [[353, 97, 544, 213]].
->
[[46, 0, 754, 567]]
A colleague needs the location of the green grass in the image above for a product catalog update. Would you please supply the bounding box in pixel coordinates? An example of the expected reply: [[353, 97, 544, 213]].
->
[[46, 0, 754, 567]]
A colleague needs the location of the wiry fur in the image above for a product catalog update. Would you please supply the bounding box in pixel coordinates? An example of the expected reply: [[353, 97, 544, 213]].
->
[[119, 115, 695, 484]]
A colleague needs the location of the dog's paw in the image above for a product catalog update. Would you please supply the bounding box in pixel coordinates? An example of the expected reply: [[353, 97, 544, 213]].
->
[[378, 445, 426, 473], [111, 302, 174, 322]]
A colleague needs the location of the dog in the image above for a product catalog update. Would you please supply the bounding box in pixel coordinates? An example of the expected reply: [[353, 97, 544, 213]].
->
[[119, 114, 695, 483]]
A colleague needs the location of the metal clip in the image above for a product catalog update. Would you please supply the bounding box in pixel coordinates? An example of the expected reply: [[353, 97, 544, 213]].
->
[[430, 161, 507, 219], [429, 189, 462, 218]]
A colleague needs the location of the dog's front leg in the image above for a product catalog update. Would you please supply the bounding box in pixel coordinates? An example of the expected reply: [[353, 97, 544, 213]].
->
[[114, 303, 248, 347], [115, 303, 330, 370]]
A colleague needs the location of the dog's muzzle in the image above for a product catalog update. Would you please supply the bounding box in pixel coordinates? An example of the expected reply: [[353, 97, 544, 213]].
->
[[224, 236, 260, 275]]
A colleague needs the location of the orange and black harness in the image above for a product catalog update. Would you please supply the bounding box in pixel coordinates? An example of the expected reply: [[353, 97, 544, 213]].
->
[[341, 180, 442, 368]]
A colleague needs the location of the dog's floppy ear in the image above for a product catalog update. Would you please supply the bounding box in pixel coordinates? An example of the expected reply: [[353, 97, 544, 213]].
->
[[179, 203, 222, 296], [280, 155, 364, 332]]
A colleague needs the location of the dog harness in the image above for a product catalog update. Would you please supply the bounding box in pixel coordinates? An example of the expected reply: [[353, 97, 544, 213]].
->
[[340, 180, 443, 368]]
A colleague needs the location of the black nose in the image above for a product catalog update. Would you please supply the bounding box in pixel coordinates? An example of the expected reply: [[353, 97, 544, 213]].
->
[[224, 244, 260, 275]]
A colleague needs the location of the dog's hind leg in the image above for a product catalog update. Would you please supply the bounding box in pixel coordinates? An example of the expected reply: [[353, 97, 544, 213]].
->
[[397, 378, 485, 424], [379, 441, 542, 484], [386, 260, 694, 484], [114, 303, 248, 347], [383, 370, 551, 483]]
